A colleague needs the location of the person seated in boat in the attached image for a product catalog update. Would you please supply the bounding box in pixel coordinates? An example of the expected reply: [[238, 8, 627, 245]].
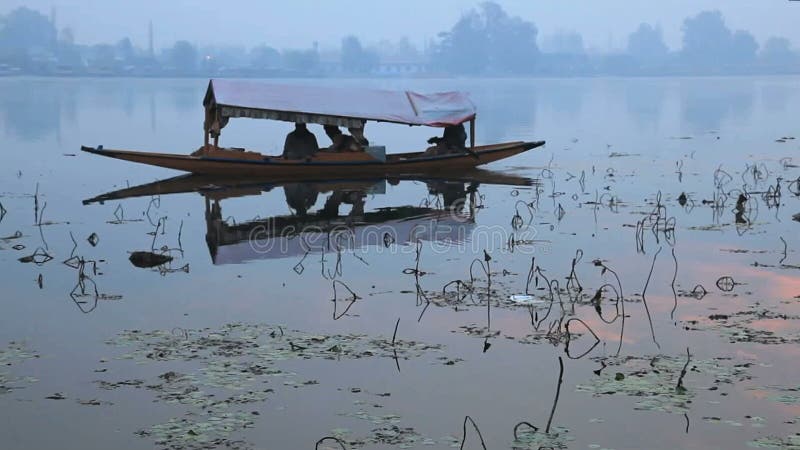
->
[[424, 124, 467, 156], [282, 123, 319, 159], [323, 124, 363, 153]]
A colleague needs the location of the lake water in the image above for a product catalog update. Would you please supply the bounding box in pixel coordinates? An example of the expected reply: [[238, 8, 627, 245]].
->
[[0, 76, 799, 450]]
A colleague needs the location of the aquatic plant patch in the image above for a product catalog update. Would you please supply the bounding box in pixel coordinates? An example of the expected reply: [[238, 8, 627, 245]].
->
[[576, 354, 751, 414], [0, 341, 38, 395], [100, 322, 446, 449], [684, 308, 800, 345], [135, 412, 256, 450], [511, 425, 575, 450], [747, 434, 800, 449], [333, 409, 430, 448], [106, 322, 443, 363], [748, 384, 800, 406]]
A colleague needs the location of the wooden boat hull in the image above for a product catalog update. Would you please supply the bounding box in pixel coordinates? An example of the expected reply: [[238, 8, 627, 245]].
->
[[80, 141, 544, 177]]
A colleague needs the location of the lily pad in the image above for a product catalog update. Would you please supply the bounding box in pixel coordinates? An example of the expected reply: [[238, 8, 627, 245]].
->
[[100, 323, 446, 449], [576, 354, 750, 415], [0, 341, 39, 395], [512, 425, 575, 450]]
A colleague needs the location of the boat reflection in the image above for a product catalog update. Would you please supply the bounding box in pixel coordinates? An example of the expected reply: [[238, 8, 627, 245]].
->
[[84, 170, 534, 265], [208, 180, 479, 264]]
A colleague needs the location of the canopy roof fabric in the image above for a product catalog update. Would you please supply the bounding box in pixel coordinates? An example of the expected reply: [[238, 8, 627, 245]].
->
[[203, 79, 476, 131]]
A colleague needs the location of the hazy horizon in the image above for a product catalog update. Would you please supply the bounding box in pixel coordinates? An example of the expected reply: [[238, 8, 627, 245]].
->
[[3, 0, 800, 52]]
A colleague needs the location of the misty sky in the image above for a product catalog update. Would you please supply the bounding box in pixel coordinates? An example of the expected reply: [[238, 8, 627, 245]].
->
[[3, 0, 800, 52]]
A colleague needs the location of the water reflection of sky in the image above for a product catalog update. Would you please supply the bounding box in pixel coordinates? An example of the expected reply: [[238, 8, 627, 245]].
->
[[1, 77, 799, 450]]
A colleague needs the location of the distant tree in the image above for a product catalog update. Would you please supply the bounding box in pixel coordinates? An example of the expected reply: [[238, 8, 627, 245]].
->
[[55, 27, 81, 69], [627, 24, 668, 65], [211, 46, 248, 69], [341, 36, 379, 73], [0, 7, 57, 56], [250, 45, 281, 69], [730, 30, 758, 64], [282, 48, 319, 73], [760, 37, 796, 66], [491, 12, 539, 73], [681, 10, 732, 66], [90, 44, 117, 68], [680, 10, 763, 70], [433, 2, 538, 74], [170, 40, 197, 73], [434, 10, 489, 74], [116, 38, 135, 64], [542, 31, 585, 55]]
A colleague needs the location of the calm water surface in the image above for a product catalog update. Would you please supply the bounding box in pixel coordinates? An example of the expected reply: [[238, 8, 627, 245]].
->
[[0, 77, 799, 450]]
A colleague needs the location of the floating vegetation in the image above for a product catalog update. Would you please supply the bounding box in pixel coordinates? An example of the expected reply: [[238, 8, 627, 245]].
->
[[100, 323, 445, 448], [106, 323, 444, 365], [747, 434, 800, 449], [748, 384, 800, 406], [77, 398, 113, 406], [512, 424, 574, 450], [576, 354, 750, 414], [333, 410, 432, 448], [684, 309, 800, 345], [453, 324, 501, 339], [702, 415, 765, 428], [135, 412, 255, 450], [0, 342, 39, 395]]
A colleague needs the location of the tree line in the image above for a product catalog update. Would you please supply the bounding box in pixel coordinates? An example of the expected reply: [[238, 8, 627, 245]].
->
[[1, 3, 798, 77], [431, 3, 799, 75]]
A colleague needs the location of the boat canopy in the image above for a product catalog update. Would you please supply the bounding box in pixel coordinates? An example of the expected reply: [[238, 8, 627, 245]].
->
[[203, 79, 476, 137]]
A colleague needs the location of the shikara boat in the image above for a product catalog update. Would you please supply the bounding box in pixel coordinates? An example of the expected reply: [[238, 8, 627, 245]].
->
[[81, 80, 545, 177]]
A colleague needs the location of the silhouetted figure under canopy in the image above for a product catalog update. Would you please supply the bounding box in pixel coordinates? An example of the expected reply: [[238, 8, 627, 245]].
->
[[323, 124, 362, 152], [283, 123, 319, 160], [425, 124, 467, 155]]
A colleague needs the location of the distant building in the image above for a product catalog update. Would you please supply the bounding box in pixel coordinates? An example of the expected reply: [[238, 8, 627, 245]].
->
[[373, 55, 428, 76], [318, 50, 343, 74]]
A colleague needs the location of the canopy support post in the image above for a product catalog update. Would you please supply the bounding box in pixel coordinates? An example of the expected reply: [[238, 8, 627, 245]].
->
[[469, 119, 475, 149], [204, 131, 209, 147], [213, 134, 219, 149]]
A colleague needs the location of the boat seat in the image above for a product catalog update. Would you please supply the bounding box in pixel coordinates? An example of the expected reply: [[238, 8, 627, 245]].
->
[[192, 145, 265, 161], [365, 146, 386, 162]]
